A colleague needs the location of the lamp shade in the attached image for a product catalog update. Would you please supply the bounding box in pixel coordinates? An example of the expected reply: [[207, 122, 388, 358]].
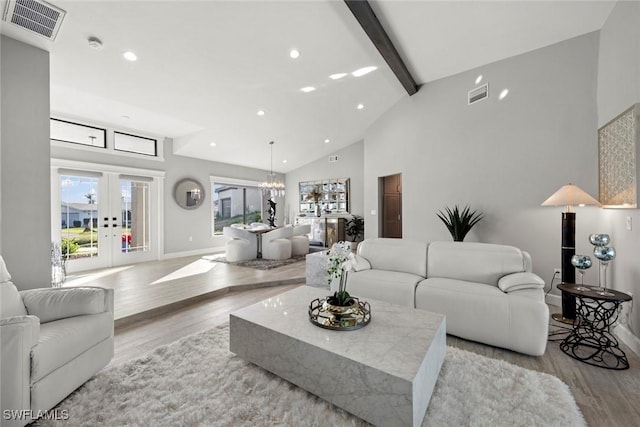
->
[[541, 184, 600, 211]]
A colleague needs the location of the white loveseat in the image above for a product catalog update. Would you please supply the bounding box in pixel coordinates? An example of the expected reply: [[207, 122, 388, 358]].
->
[[0, 256, 114, 426], [347, 239, 548, 356]]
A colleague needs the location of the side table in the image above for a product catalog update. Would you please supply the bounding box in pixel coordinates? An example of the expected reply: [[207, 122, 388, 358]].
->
[[557, 283, 632, 370]]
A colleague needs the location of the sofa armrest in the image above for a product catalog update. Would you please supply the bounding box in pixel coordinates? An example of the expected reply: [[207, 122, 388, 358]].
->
[[498, 272, 545, 293], [1, 315, 39, 420], [352, 254, 371, 272], [19, 287, 114, 323]]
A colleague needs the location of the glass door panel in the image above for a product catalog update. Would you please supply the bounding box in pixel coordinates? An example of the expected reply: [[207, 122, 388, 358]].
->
[[58, 174, 108, 271], [120, 179, 150, 254]]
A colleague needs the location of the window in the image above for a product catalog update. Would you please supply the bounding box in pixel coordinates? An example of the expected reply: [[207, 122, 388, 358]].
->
[[212, 181, 263, 235], [114, 132, 157, 156], [51, 118, 106, 148]]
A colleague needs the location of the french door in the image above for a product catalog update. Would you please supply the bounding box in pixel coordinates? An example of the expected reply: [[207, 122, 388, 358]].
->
[[52, 161, 164, 273]]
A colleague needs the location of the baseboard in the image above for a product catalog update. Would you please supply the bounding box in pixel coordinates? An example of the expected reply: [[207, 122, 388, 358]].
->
[[614, 324, 640, 357], [545, 293, 561, 307], [162, 247, 224, 260]]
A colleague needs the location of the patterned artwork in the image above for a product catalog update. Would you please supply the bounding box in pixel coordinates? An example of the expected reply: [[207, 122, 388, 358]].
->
[[598, 104, 639, 207]]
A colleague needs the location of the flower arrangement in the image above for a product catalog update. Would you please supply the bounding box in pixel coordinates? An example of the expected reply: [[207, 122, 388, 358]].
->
[[326, 241, 356, 306], [306, 186, 324, 203]]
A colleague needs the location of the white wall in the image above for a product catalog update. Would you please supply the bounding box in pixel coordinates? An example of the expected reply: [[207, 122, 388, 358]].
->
[[1, 36, 51, 289], [284, 140, 364, 222], [363, 32, 601, 286], [597, 1, 640, 342]]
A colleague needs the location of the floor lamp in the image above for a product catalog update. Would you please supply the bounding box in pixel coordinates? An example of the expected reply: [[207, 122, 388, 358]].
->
[[542, 184, 600, 324]]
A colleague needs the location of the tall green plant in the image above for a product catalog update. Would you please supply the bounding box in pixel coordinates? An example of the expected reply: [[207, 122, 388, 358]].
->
[[436, 205, 483, 242]]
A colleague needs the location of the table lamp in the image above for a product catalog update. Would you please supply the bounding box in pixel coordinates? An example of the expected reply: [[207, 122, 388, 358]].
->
[[541, 183, 600, 323]]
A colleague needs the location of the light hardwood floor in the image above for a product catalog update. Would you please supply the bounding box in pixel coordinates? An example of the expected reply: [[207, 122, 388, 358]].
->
[[73, 256, 640, 426]]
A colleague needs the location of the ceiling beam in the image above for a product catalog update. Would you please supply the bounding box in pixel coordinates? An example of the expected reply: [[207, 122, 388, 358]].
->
[[344, 0, 419, 96]]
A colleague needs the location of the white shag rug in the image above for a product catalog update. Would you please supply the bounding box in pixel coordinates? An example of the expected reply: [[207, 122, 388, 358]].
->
[[34, 323, 586, 427]]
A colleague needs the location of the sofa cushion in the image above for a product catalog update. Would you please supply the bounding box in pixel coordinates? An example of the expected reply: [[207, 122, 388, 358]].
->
[[31, 311, 113, 382], [357, 238, 428, 278], [415, 277, 510, 347], [427, 242, 526, 286], [20, 287, 108, 323], [1, 282, 28, 318], [347, 269, 423, 307]]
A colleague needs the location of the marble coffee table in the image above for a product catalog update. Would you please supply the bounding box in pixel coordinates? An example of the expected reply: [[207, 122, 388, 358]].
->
[[230, 286, 446, 426]]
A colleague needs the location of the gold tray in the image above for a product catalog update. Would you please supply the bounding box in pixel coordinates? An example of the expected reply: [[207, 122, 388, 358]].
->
[[308, 297, 371, 331]]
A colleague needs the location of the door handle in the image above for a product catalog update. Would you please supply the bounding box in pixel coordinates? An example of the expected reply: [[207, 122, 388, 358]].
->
[[398, 214, 401, 221]]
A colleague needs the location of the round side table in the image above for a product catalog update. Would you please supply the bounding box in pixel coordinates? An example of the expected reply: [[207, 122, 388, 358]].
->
[[557, 283, 632, 370]]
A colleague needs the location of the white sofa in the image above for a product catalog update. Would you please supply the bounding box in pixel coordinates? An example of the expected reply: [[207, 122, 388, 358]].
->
[[347, 239, 548, 356], [0, 256, 114, 426]]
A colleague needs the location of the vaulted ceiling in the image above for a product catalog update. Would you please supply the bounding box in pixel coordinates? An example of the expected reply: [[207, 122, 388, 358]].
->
[[0, 0, 615, 172]]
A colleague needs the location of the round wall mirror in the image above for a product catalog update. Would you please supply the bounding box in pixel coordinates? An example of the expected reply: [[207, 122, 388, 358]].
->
[[174, 178, 205, 210]]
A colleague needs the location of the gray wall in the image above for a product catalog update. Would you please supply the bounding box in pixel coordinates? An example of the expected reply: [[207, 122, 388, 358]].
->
[[284, 140, 364, 222], [1, 36, 51, 290], [52, 136, 283, 256], [597, 1, 640, 340], [363, 32, 601, 285]]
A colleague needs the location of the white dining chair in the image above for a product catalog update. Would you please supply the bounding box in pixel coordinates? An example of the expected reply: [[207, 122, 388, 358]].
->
[[261, 227, 293, 260], [223, 227, 257, 262]]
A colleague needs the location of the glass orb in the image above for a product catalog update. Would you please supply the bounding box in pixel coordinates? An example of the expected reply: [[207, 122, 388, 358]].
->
[[571, 255, 592, 270], [589, 233, 610, 246], [593, 246, 616, 262]]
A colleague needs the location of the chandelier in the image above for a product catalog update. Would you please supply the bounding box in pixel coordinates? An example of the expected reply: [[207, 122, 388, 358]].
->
[[260, 141, 285, 197]]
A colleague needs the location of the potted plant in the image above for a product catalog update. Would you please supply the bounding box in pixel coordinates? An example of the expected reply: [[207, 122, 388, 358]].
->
[[345, 214, 364, 251], [436, 205, 483, 242], [326, 241, 356, 307]]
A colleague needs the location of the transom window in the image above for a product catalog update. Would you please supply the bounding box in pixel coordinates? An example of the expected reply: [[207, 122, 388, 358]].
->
[[51, 118, 106, 148]]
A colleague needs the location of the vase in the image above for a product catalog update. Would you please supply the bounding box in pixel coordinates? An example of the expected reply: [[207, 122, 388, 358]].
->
[[316, 204, 321, 217], [322, 297, 359, 317]]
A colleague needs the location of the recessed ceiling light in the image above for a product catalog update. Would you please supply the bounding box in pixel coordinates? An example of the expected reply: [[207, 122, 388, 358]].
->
[[329, 73, 347, 80], [475, 75, 483, 85], [357, 103, 364, 110], [352, 66, 377, 77], [123, 51, 137, 61], [499, 89, 509, 100], [257, 110, 265, 116], [300, 86, 316, 93], [289, 49, 300, 59], [282, 159, 287, 164], [324, 139, 330, 144], [209, 142, 217, 147]]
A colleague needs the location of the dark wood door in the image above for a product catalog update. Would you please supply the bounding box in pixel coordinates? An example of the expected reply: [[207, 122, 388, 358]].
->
[[382, 174, 402, 238]]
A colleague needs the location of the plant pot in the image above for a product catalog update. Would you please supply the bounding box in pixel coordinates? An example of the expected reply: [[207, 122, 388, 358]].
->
[[322, 297, 358, 317]]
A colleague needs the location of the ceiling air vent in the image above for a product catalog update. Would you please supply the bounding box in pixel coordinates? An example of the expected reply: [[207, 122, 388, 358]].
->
[[468, 84, 489, 105], [328, 155, 338, 163], [2, 0, 66, 41]]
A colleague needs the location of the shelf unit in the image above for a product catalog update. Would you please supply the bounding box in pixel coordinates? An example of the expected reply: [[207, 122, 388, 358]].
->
[[299, 178, 349, 215]]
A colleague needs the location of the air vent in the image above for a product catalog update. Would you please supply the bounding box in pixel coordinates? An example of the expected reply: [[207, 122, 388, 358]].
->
[[2, 0, 66, 41], [328, 155, 338, 163], [468, 84, 489, 105]]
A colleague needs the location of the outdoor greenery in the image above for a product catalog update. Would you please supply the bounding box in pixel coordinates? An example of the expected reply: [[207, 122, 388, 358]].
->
[[214, 211, 262, 234], [436, 205, 483, 242]]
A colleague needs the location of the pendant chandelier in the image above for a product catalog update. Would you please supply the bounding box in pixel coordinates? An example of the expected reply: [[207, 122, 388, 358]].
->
[[260, 141, 285, 197]]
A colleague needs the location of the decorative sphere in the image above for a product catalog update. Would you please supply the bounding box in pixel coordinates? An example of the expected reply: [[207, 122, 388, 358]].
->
[[571, 255, 592, 270], [593, 246, 616, 262], [589, 233, 610, 246]]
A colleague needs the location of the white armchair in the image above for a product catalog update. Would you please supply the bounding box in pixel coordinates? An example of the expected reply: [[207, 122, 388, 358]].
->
[[223, 226, 257, 262], [262, 227, 293, 260], [290, 224, 311, 256], [0, 256, 114, 426]]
